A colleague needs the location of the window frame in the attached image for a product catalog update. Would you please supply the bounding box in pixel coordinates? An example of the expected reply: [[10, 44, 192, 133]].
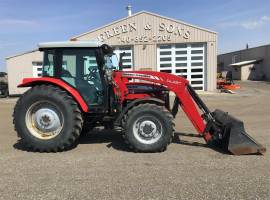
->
[[42, 49, 56, 77], [42, 47, 108, 113]]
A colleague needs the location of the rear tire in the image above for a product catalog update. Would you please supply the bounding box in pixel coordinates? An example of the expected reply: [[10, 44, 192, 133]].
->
[[13, 85, 83, 152], [122, 103, 174, 152]]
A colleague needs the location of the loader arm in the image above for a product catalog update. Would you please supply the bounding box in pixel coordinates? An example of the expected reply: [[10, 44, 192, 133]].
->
[[113, 71, 212, 141]]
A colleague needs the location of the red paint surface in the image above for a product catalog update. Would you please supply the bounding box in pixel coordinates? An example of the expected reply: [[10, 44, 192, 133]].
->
[[112, 71, 209, 140], [18, 77, 89, 112], [217, 79, 241, 90]]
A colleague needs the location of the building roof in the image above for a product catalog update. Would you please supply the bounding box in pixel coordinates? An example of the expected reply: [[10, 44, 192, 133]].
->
[[219, 43, 270, 56], [6, 40, 103, 59], [230, 59, 263, 67], [38, 40, 103, 49], [6, 49, 38, 60], [71, 10, 217, 39]]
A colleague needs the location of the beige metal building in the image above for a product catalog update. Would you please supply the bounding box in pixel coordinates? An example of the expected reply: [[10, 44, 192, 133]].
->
[[6, 11, 217, 95], [218, 44, 270, 81]]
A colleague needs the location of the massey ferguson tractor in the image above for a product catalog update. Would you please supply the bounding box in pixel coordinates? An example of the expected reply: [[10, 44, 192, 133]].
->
[[13, 41, 266, 155]]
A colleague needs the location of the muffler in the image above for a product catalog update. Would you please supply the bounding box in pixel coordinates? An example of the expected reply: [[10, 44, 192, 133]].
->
[[212, 109, 266, 155]]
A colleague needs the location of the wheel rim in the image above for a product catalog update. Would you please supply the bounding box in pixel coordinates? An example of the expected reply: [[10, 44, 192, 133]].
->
[[25, 101, 64, 140], [132, 116, 163, 144]]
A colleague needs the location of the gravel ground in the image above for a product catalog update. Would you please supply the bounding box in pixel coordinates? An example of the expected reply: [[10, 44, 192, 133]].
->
[[0, 81, 269, 200]]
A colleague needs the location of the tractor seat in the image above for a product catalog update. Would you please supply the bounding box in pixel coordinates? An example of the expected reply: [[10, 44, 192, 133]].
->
[[75, 79, 100, 105]]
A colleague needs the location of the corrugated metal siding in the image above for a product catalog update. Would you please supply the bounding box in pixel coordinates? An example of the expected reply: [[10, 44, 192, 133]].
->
[[265, 46, 270, 80], [133, 44, 157, 71], [6, 50, 43, 95], [218, 44, 270, 81], [206, 41, 217, 91], [75, 12, 217, 91], [75, 12, 216, 45]]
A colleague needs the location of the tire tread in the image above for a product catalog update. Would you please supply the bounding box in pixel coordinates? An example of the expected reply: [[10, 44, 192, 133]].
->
[[13, 84, 83, 152], [121, 103, 175, 152]]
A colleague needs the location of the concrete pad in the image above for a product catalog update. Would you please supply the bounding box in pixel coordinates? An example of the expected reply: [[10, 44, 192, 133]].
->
[[0, 81, 269, 199]]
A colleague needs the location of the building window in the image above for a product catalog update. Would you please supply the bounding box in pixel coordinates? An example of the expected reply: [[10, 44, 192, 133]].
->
[[232, 55, 238, 64]]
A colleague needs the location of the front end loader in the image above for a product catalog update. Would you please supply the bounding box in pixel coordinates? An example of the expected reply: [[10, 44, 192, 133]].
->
[[13, 41, 266, 155]]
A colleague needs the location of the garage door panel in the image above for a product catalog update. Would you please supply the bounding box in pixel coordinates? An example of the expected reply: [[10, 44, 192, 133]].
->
[[114, 46, 133, 71], [191, 50, 203, 54], [175, 63, 187, 67], [160, 57, 172, 61], [175, 50, 188, 54], [160, 69, 172, 73], [32, 62, 43, 78], [157, 43, 205, 91]]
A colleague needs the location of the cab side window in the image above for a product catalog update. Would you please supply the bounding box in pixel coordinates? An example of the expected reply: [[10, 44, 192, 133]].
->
[[82, 55, 103, 91], [60, 49, 104, 106], [43, 50, 55, 77], [61, 54, 77, 87]]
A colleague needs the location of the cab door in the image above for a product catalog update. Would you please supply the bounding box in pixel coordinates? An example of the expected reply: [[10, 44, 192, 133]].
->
[[59, 48, 105, 109]]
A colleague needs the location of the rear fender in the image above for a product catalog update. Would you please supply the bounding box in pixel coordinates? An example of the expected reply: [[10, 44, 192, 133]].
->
[[18, 78, 88, 112]]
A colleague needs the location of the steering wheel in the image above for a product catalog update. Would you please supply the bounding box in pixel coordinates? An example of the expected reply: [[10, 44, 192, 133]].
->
[[85, 68, 99, 82]]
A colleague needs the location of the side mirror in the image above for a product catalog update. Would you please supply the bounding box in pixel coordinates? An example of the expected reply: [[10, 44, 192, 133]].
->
[[119, 52, 126, 71], [101, 44, 114, 55]]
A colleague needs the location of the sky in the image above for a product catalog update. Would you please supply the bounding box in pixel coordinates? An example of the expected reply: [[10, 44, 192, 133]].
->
[[1, 0, 270, 71]]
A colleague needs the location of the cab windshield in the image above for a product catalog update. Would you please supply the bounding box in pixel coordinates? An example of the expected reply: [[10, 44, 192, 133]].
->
[[104, 53, 119, 70]]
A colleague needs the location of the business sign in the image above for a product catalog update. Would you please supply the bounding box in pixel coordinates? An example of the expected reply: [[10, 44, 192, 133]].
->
[[97, 22, 191, 44]]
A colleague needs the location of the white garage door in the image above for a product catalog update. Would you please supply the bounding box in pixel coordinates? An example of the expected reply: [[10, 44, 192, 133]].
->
[[32, 61, 43, 78], [157, 43, 205, 90], [114, 46, 133, 71]]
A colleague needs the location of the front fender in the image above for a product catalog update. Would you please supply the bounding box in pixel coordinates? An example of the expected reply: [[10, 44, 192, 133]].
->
[[18, 78, 88, 112], [114, 97, 166, 126]]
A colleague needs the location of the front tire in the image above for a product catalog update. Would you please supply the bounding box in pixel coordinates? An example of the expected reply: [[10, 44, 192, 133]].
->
[[13, 85, 83, 152], [122, 103, 174, 152]]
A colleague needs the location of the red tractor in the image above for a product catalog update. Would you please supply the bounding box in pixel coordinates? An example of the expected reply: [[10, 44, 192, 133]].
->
[[13, 41, 266, 155]]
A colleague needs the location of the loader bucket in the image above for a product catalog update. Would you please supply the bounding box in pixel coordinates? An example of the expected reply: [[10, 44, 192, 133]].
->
[[212, 109, 266, 155]]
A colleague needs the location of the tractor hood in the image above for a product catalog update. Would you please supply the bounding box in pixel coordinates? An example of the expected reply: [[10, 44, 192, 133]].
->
[[126, 82, 168, 94]]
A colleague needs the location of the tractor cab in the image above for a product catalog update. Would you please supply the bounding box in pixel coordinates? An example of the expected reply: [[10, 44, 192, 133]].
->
[[39, 41, 120, 111]]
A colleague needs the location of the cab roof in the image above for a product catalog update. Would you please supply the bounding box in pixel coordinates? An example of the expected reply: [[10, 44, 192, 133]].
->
[[38, 40, 104, 49]]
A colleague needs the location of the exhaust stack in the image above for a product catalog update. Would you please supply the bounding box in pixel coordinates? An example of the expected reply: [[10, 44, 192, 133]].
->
[[126, 5, 132, 16]]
